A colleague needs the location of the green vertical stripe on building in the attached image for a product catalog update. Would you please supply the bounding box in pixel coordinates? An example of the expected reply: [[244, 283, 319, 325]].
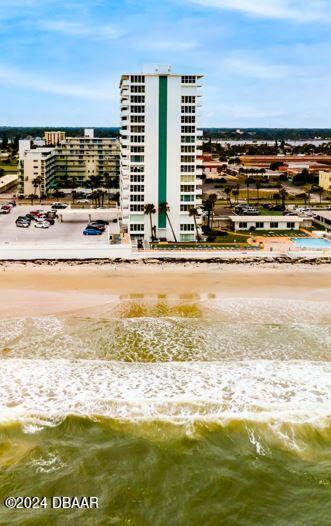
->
[[158, 75, 168, 229]]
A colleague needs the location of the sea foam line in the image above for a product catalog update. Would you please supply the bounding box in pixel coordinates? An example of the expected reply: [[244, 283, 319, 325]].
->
[[0, 359, 330, 426]]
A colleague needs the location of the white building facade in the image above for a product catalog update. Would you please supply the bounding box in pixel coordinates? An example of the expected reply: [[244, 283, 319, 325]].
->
[[120, 68, 203, 242]]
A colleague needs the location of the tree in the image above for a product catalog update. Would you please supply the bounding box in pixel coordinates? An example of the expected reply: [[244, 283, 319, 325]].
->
[[158, 202, 177, 242], [314, 185, 324, 203], [189, 207, 200, 241], [224, 185, 232, 206], [204, 193, 217, 230], [245, 177, 253, 204], [28, 193, 37, 205], [232, 188, 239, 204], [278, 187, 288, 210], [144, 203, 156, 241], [255, 181, 262, 203], [32, 176, 43, 198]]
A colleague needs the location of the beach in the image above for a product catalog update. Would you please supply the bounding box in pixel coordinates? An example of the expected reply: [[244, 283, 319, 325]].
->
[[0, 262, 330, 318], [0, 262, 330, 524]]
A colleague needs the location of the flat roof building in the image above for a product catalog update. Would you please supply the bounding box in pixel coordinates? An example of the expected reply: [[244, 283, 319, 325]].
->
[[120, 67, 203, 242]]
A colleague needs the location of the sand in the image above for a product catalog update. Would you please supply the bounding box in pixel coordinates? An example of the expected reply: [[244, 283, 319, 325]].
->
[[0, 262, 330, 317]]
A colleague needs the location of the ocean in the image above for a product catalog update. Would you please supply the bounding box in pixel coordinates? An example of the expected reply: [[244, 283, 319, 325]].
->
[[0, 296, 330, 525]]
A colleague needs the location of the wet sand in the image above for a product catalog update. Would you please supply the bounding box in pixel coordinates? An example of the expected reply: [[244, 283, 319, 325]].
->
[[0, 263, 330, 317]]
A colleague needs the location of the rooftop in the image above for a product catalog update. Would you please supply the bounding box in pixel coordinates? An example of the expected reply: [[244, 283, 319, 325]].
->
[[229, 215, 303, 222]]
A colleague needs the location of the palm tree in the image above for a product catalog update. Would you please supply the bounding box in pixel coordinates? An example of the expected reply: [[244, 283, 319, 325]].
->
[[32, 176, 42, 198], [232, 188, 239, 205], [255, 181, 262, 203], [207, 193, 217, 229], [245, 177, 252, 204], [224, 186, 232, 206], [315, 186, 323, 203], [279, 187, 288, 210], [144, 203, 156, 241], [158, 202, 177, 242], [189, 207, 200, 241]]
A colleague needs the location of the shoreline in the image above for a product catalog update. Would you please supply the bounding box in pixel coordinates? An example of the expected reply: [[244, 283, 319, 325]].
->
[[0, 262, 330, 318]]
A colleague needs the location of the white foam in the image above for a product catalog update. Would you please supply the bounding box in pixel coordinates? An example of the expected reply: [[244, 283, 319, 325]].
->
[[0, 359, 330, 428]]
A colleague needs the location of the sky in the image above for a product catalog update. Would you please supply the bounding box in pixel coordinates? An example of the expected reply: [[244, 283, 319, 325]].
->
[[0, 0, 330, 127]]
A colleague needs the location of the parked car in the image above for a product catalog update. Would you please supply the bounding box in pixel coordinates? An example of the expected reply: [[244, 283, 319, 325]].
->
[[0, 208, 10, 214], [34, 221, 50, 229], [51, 203, 68, 209], [16, 220, 30, 228], [16, 216, 31, 224], [87, 223, 105, 231], [93, 220, 109, 225], [83, 227, 103, 236], [77, 199, 90, 204]]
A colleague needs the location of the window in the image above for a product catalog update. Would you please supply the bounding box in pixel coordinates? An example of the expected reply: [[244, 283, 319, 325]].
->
[[130, 185, 144, 192], [131, 126, 145, 133], [270, 222, 279, 228], [256, 222, 264, 229], [130, 204, 144, 212], [130, 95, 145, 103], [131, 85, 145, 93], [130, 194, 144, 202], [130, 224, 144, 232], [239, 222, 247, 229], [181, 185, 195, 192], [181, 136, 195, 143], [130, 155, 144, 162], [181, 76, 196, 84], [180, 224, 195, 231], [131, 115, 145, 123], [181, 126, 196, 134], [287, 222, 295, 229], [182, 96, 196, 103], [181, 174, 195, 182], [180, 204, 192, 212], [130, 146, 144, 153], [130, 175, 144, 182], [181, 145, 195, 153], [181, 106, 195, 114], [131, 75, 145, 83], [130, 166, 144, 173], [181, 165, 195, 173], [181, 116, 196, 124], [181, 194, 194, 202], [181, 155, 195, 163], [130, 106, 145, 113], [130, 135, 145, 143]]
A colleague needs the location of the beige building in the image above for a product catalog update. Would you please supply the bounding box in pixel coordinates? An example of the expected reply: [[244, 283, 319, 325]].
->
[[319, 171, 331, 191], [44, 131, 66, 145], [19, 129, 120, 196]]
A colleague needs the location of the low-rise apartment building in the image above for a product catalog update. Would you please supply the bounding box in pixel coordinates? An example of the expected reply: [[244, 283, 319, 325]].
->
[[229, 215, 308, 231], [319, 171, 331, 191], [18, 129, 120, 196]]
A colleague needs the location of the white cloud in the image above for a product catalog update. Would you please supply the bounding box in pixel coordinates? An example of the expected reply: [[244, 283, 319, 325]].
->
[[0, 64, 116, 101], [187, 0, 330, 22], [221, 56, 289, 79], [39, 20, 123, 40]]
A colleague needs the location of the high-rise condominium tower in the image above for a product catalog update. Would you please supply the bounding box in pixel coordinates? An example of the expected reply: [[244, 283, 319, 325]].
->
[[120, 67, 203, 242]]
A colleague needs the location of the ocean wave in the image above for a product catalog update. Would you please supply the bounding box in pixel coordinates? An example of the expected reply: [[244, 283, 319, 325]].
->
[[0, 359, 330, 430], [1, 315, 330, 362]]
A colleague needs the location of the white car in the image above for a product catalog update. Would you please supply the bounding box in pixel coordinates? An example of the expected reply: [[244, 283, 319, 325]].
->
[[77, 199, 90, 204], [34, 221, 50, 229]]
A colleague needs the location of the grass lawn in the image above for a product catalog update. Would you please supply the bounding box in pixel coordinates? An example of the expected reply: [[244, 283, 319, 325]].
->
[[0, 163, 18, 174], [236, 229, 308, 238]]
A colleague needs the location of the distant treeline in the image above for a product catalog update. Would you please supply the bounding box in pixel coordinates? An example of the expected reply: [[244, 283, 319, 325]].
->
[[1, 127, 331, 141], [0, 127, 119, 140], [203, 128, 331, 140]]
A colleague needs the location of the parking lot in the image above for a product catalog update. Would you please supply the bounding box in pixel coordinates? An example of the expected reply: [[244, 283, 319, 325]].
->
[[0, 205, 113, 246]]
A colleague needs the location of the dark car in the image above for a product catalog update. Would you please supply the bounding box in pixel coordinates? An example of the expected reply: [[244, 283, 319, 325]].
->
[[16, 216, 31, 225], [92, 220, 109, 225], [87, 223, 105, 231], [271, 205, 284, 211], [16, 220, 30, 228]]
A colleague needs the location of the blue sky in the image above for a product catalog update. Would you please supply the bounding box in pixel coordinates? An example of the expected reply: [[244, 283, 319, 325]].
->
[[0, 0, 330, 127]]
